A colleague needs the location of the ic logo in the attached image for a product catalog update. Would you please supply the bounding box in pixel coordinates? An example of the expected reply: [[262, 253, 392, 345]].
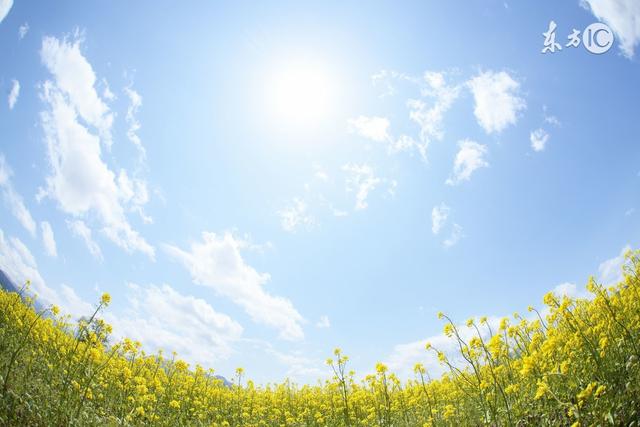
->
[[582, 22, 614, 54]]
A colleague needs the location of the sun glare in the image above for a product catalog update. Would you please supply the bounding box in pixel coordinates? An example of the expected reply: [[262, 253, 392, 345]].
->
[[266, 59, 335, 126]]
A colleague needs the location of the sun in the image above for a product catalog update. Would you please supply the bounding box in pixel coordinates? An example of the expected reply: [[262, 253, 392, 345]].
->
[[265, 58, 335, 126]]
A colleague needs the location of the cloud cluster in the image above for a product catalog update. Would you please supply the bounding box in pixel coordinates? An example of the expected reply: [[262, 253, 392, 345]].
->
[[164, 232, 305, 341], [109, 283, 243, 365], [38, 35, 153, 259]]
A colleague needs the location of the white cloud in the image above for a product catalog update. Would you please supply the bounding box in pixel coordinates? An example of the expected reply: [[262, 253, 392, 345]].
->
[[348, 115, 391, 142], [0, 0, 12, 23], [581, 0, 640, 58], [316, 315, 330, 328], [124, 86, 146, 160], [164, 232, 305, 341], [443, 223, 463, 248], [446, 139, 489, 185], [8, 79, 19, 109], [468, 70, 526, 134], [0, 155, 37, 237], [39, 35, 154, 259], [40, 221, 57, 257], [530, 128, 550, 152], [278, 198, 315, 232], [109, 283, 243, 365], [598, 245, 631, 285], [343, 163, 381, 210], [18, 22, 28, 39], [40, 34, 113, 144], [431, 203, 450, 235], [67, 220, 102, 261]]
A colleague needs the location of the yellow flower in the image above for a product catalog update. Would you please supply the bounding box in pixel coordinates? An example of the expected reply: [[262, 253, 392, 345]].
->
[[375, 362, 387, 374], [100, 292, 111, 306], [534, 380, 549, 400]]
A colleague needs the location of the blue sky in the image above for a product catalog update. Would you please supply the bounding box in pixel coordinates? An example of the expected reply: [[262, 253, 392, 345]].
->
[[0, 0, 639, 383]]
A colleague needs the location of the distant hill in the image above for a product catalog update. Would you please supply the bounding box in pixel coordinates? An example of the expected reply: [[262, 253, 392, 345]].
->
[[214, 375, 232, 388], [0, 269, 21, 294]]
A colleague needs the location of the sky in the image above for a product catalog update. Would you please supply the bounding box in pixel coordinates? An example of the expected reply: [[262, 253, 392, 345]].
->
[[0, 0, 639, 383]]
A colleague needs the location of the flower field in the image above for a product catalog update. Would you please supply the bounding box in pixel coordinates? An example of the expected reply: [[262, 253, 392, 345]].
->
[[1, 251, 640, 426]]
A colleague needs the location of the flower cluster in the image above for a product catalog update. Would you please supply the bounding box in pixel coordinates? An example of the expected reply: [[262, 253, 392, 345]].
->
[[1, 250, 639, 425]]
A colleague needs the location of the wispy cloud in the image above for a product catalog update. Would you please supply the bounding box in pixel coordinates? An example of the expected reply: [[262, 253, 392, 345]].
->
[[343, 163, 382, 210], [431, 203, 450, 235], [316, 315, 331, 328], [67, 219, 103, 261], [443, 223, 463, 248], [278, 198, 315, 232], [40, 221, 57, 257], [0, 155, 36, 237], [18, 22, 29, 39], [8, 79, 19, 109], [124, 86, 147, 161], [431, 203, 463, 248]]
